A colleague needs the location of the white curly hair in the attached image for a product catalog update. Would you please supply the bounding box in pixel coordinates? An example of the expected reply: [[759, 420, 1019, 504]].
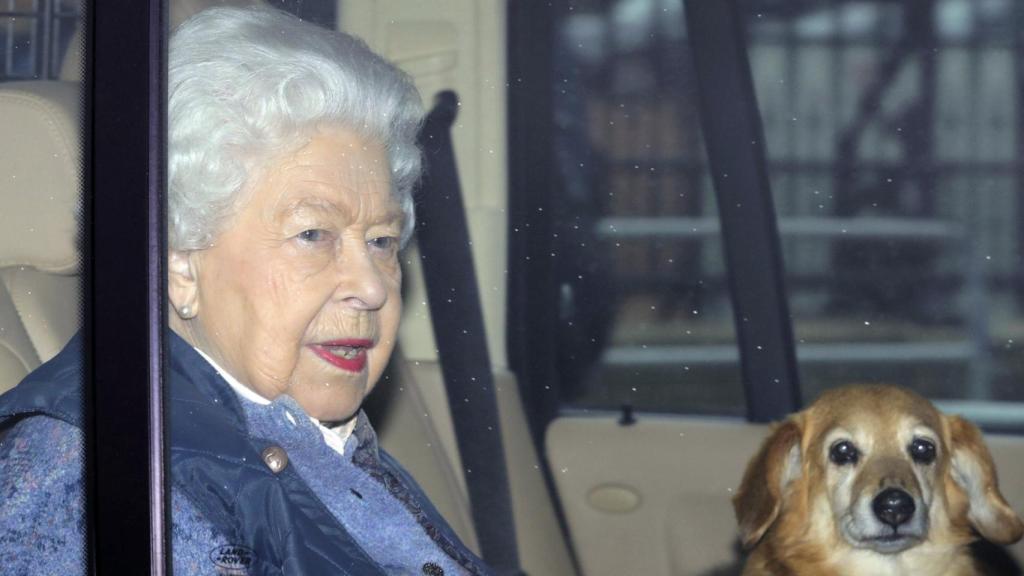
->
[[168, 6, 423, 250]]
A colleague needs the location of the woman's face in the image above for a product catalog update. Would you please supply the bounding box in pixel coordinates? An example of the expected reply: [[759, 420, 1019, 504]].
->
[[170, 127, 403, 422]]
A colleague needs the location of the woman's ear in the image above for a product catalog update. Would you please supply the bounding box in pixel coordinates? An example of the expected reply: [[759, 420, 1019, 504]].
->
[[168, 249, 200, 319], [944, 414, 1024, 545], [733, 417, 804, 549]]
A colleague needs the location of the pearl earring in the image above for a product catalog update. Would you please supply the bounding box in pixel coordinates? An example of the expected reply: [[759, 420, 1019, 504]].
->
[[180, 305, 192, 318]]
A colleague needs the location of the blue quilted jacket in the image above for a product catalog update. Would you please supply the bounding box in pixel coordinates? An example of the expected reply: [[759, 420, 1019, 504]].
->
[[0, 331, 491, 575]]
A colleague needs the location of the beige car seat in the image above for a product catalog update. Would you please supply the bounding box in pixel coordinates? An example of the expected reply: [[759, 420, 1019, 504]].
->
[[0, 80, 82, 394]]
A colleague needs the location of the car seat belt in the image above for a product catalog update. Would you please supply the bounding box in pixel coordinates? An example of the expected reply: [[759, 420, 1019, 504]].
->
[[415, 91, 525, 575]]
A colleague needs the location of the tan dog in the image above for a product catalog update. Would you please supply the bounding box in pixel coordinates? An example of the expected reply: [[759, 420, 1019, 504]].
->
[[734, 385, 1023, 575]]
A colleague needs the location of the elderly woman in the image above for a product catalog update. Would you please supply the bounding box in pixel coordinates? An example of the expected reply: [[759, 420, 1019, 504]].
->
[[0, 7, 492, 575]]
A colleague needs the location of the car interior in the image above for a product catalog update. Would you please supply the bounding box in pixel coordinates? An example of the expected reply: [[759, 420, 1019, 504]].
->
[[1, 1, 1023, 575]]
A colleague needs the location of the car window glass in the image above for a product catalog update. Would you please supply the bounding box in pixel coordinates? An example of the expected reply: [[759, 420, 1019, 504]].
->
[[541, 0, 746, 417], [0, 0, 85, 570], [747, 0, 1024, 427], [0, 1, 83, 399]]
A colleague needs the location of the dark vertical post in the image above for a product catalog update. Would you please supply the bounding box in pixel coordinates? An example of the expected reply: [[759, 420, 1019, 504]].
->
[[40, 0, 53, 78], [506, 5, 585, 573], [684, 0, 802, 421], [1015, 2, 1024, 308], [907, 0, 937, 217], [148, 0, 168, 572], [506, 0, 560, 441], [86, 0, 166, 573]]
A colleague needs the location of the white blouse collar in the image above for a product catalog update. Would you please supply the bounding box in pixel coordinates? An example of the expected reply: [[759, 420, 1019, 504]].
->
[[191, 346, 356, 452]]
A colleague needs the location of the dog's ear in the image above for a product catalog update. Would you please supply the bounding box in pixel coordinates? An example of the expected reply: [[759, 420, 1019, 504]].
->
[[733, 417, 803, 549], [944, 414, 1024, 545]]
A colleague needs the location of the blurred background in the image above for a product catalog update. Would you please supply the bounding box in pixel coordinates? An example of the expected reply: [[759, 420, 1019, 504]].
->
[[542, 0, 1024, 423], [4, 0, 1022, 420]]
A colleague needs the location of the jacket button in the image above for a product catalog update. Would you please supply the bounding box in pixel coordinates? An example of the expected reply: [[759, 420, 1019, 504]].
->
[[261, 446, 289, 473], [422, 562, 444, 575]]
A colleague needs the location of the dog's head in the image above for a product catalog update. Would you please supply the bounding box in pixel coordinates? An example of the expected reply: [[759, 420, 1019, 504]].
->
[[734, 385, 1023, 558]]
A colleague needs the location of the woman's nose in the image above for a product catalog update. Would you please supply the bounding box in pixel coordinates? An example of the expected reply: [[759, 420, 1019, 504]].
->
[[334, 247, 387, 310]]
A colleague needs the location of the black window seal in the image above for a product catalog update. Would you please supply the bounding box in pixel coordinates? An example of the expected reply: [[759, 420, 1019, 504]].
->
[[85, 0, 167, 573], [506, 3, 586, 574], [506, 0, 562, 444]]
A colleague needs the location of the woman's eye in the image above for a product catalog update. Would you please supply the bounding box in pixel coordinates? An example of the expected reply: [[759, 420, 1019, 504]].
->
[[909, 438, 936, 464], [368, 236, 398, 253], [297, 229, 328, 243], [829, 440, 859, 466]]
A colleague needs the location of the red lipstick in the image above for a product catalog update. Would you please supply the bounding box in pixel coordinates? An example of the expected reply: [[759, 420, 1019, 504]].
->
[[308, 339, 373, 373]]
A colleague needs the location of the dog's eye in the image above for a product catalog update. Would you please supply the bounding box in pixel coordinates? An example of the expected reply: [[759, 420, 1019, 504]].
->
[[829, 440, 859, 466], [909, 438, 936, 464]]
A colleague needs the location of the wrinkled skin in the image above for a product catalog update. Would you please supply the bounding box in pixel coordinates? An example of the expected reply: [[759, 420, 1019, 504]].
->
[[169, 126, 404, 423]]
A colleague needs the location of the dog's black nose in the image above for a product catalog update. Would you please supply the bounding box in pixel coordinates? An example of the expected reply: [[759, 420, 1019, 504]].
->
[[872, 488, 915, 528]]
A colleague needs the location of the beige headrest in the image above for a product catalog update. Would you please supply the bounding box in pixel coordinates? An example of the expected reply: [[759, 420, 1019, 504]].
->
[[0, 81, 81, 274], [58, 28, 84, 82]]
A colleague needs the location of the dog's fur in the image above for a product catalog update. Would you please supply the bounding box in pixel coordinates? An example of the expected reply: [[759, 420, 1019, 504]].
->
[[734, 385, 1023, 575]]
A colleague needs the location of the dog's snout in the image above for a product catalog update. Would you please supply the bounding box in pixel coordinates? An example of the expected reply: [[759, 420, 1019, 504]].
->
[[872, 488, 916, 528]]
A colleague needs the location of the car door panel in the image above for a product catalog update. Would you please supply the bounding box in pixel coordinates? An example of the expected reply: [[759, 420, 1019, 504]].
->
[[547, 414, 1024, 576]]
